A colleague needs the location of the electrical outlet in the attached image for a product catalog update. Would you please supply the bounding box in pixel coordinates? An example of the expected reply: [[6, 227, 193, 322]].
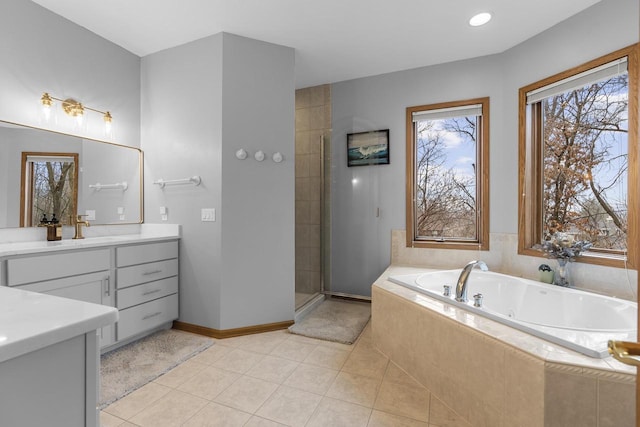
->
[[201, 208, 215, 222], [117, 207, 124, 215], [159, 206, 167, 215], [161, 214, 168, 221]]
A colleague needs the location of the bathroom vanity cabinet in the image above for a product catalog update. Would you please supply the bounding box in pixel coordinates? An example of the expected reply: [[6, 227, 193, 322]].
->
[[0, 235, 180, 351], [115, 241, 179, 341]]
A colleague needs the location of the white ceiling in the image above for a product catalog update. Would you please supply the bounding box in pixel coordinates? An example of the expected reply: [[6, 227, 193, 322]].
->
[[31, 0, 601, 88]]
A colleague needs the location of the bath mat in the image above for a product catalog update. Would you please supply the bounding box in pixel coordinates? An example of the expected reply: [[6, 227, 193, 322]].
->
[[99, 329, 214, 409], [288, 299, 371, 344]]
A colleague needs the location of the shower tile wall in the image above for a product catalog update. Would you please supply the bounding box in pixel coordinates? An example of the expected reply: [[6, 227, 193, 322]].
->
[[295, 85, 331, 304]]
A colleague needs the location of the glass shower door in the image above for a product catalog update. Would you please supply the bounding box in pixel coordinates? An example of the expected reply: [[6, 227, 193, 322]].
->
[[294, 133, 329, 310]]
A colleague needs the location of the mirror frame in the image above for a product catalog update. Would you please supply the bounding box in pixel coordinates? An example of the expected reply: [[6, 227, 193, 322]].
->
[[1, 119, 144, 227]]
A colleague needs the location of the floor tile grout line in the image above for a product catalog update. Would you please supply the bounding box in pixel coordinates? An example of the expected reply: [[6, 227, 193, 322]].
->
[[103, 381, 173, 422], [104, 322, 434, 426]]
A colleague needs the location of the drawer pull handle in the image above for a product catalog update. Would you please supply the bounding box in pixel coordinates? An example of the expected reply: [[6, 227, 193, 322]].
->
[[142, 311, 163, 320], [142, 289, 162, 296], [104, 276, 111, 296], [142, 269, 163, 276]]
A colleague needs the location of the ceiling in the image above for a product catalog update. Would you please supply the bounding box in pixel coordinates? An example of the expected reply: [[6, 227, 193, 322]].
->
[[31, 0, 601, 89]]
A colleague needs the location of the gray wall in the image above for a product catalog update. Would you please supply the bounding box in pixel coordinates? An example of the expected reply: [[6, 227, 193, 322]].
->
[[219, 35, 295, 328], [331, 0, 639, 296], [142, 33, 295, 330], [0, 0, 141, 147]]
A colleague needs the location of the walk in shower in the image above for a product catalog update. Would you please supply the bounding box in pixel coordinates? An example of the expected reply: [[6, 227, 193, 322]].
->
[[295, 85, 331, 310]]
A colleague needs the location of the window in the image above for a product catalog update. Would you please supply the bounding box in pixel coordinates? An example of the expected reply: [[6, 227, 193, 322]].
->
[[518, 44, 638, 268], [20, 152, 78, 227], [406, 97, 490, 250]]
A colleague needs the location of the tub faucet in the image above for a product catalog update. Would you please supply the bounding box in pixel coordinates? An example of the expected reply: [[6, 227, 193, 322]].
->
[[455, 260, 488, 303]]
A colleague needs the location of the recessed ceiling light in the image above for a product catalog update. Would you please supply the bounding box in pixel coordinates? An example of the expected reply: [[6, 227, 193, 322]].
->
[[469, 12, 492, 27]]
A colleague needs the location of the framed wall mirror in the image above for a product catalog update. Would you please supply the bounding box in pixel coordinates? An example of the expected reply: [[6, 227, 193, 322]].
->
[[0, 120, 143, 228]]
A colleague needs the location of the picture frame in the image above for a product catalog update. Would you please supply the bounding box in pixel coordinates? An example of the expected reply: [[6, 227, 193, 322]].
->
[[347, 129, 390, 167]]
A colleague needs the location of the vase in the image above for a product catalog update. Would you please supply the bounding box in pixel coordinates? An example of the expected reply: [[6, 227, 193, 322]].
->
[[554, 259, 572, 287]]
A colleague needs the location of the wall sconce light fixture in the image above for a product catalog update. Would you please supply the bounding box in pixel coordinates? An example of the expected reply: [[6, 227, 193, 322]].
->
[[40, 92, 113, 138]]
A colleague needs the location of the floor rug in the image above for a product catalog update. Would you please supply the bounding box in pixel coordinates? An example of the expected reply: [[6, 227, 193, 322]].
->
[[99, 329, 214, 408], [288, 299, 371, 344]]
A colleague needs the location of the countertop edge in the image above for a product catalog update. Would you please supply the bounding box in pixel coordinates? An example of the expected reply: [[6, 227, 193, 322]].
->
[[0, 287, 119, 363]]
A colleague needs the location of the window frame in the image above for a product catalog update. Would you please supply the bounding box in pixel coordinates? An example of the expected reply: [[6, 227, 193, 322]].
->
[[518, 44, 638, 268], [405, 97, 490, 250]]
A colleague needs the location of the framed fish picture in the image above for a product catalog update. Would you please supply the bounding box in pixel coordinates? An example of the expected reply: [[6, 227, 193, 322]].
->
[[347, 129, 390, 167]]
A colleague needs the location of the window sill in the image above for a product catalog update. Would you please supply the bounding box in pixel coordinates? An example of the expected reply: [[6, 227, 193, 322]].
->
[[408, 240, 489, 251], [518, 247, 630, 269]]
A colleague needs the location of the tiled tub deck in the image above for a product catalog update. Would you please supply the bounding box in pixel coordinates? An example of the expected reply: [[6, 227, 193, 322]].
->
[[372, 266, 636, 427]]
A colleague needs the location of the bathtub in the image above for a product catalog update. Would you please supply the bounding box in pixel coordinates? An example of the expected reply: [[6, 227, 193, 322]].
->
[[388, 269, 637, 358]]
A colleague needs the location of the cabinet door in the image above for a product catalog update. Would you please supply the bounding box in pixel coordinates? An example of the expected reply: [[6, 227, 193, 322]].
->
[[18, 272, 114, 348]]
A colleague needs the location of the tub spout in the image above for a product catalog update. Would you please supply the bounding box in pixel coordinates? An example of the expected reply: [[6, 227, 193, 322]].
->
[[455, 260, 488, 303]]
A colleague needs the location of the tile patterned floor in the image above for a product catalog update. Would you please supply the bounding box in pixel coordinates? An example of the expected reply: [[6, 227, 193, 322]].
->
[[100, 323, 469, 427]]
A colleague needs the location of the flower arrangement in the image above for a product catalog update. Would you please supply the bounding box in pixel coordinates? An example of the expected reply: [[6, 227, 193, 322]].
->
[[533, 222, 592, 287], [535, 231, 592, 261]]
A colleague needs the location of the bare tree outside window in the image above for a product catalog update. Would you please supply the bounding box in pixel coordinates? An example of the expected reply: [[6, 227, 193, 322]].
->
[[541, 74, 628, 252], [415, 116, 478, 240], [20, 152, 78, 227], [31, 160, 75, 226]]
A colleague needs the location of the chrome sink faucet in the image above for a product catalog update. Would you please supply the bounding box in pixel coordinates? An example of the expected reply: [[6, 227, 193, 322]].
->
[[455, 260, 488, 302]]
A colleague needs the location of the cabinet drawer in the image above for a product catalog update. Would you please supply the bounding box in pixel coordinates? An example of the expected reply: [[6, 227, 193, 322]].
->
[[116, 241, 178, 267], [117, 294, 179, 341], [116, 258, 178, 289], [7, 249, 110, 286], [117, 277, 178, 310]]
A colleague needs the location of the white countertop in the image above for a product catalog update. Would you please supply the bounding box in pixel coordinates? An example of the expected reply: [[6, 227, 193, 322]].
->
[[0, 224, 180, 257], [0, 286, 118, 363], [0, 234, 179, 257]]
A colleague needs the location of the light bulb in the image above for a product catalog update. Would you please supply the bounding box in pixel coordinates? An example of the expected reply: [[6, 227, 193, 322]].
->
[[104, 111, 113, 139], [41, 104, 51, 123], [469, 12, 492, 27], [40, 93, 53, 124], [72, 109, 85, 133]]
